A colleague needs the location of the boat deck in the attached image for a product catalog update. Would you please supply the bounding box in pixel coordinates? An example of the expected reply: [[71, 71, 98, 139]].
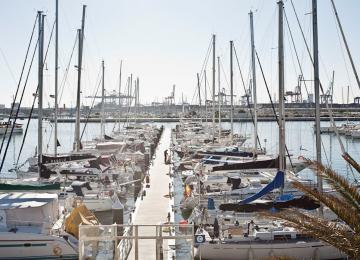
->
[[128, 128, 172, 259]]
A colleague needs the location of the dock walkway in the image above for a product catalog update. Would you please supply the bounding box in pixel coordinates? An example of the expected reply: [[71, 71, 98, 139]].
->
[[128, 127, 172, 259]]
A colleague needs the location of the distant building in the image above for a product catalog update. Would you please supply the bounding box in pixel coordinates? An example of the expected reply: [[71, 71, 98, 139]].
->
[[0, 104, 5, 109]]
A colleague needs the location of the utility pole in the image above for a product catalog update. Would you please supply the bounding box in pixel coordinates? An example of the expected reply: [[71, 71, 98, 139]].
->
[[54, 0, 59, 156], [278, 0, 285, 175], [38, 12, 44, 176], [250, 11, 258, 156], [230, 41, 234, 143], [212, 34, 216, 142]]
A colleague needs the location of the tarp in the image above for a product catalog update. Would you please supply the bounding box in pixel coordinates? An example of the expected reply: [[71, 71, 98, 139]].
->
[[239, 171, 285, 205]]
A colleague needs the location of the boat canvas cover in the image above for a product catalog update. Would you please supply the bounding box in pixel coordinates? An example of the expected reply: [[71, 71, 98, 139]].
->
[[212, 157, 279, 171], [239, 170, 285, 205], [0, 182, 60, 191], [64, 204, 99, 239], [0, 193, 59, 227], [95, 141, 126, 150]]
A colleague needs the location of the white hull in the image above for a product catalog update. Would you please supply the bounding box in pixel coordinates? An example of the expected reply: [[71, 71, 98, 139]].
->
[[196, 241, 345, 260], [0, 232, 77, 259]]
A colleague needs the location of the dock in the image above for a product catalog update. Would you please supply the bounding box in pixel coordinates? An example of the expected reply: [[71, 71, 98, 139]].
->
[[128, 127, 172, 259]]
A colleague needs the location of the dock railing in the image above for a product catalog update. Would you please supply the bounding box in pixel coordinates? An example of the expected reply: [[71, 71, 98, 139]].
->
[[79, 223, 195, 260]]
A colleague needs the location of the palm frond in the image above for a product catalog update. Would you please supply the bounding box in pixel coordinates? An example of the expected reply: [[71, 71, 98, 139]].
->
[[263, 209, 360, 258]]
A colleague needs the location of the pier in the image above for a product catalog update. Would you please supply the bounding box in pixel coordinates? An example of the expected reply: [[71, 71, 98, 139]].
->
[[128, 127, 173, 259]]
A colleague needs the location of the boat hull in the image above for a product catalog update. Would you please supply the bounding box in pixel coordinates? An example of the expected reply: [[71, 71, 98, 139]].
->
[[195, 241, 346, 260], [0, 232, 78, 259]]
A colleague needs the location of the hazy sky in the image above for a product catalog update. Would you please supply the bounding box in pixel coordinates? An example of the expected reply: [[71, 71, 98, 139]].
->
[[0, 0, 359, 108]]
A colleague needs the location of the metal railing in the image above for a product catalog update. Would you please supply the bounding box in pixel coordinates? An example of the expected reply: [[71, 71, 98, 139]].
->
[[79, 223, 195, 260]]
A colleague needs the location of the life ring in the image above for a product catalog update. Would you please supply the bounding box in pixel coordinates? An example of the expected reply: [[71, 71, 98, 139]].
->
[[53, 246, 62, 256]]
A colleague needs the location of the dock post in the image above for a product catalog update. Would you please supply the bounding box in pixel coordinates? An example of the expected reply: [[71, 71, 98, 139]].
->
[[135, 225, 139, 260]]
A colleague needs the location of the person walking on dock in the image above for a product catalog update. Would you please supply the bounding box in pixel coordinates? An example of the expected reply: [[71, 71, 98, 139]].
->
[[164, 149, 168, 164]]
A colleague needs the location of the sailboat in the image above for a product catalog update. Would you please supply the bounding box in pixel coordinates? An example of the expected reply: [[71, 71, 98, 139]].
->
[[192, 1, 346, 259], [0, 11, 79, 260]]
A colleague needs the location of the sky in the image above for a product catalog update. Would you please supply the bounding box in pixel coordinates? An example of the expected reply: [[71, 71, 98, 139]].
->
[[0, 0, 359, 108]]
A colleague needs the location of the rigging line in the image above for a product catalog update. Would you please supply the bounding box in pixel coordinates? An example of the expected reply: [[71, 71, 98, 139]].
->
[[331, 11, 352, 90], [290, 0, 349, 157], [4, 17, 55, 172], [80, 65, 102, 141], [16, 87, 38, 167], [191, 37, 213, 105], [0, 48, 17, 85], [59, 33, 78, 105], [233, 45, 262, 150], [0, 39, 39, 172], [219, 58, 230, 90], [255, 51, 295, 168], [0, 15, 38, 156], [330, 0, 360, 91], [283, 9, 310, 96]]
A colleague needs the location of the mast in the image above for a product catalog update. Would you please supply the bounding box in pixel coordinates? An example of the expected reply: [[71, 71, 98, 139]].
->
[[54, 0, 59, 156], [212, 34, 216, 141], [330, 0, 360, 90], [278, 0, 285, 174], [197, 73, 201, 118], [230, 40, 234, 142], [217, 56, 221, 141], [74, 5, 86, 152], [137, 77, 139, 113], [250, 11, 258, 156], [101, 60, 105, 137], [38, 12, 44, 176], [204, 70, 208, 123], [313, 0, 322, 191], [118, 60, 122, 131]]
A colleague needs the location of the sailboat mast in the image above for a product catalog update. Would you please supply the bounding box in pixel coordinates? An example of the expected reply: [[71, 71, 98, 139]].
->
[[250, 11, 258, 156], [54, 0, 59, 156], [218, 56, 221, 141], [230, 40, 234, 142], [197, 73, 201, 119], [212, 34, 216, 141], [74, 5, 86, 152], [278, 0, 285, 173], [330, 0, 360, 90], [101, 60, 105, 137], [38, 12, 44, 176], [118, 60, 122, 131], [204, 70, 208, 123], [313, 0, 322, 192]]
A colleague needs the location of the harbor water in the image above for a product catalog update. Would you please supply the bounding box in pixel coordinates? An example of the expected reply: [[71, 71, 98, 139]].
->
[[2, 119, 359, 183]]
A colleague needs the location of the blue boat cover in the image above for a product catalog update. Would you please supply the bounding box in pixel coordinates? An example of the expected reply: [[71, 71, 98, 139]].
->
[[239, 171, 285, 205], [208, 198, 215, 210]]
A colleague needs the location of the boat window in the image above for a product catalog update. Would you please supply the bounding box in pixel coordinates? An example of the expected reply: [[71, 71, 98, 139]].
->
[[296, 234, 311, 239], [274, 234, 292, 240]]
